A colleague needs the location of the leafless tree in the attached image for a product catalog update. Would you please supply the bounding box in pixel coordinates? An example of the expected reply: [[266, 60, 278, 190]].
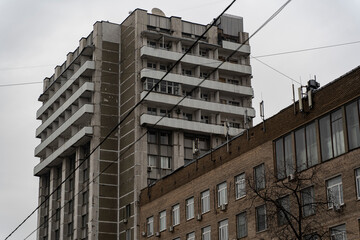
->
[[246, 166, 333, 240]]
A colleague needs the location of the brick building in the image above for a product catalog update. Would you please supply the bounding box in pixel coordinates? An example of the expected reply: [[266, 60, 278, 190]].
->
[[139, 66, 360, 240]]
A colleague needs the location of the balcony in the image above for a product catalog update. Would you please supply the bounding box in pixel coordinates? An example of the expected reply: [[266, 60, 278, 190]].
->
[[140, 46, 251, 75], [140, 91, 255, 118], [140, 114, 244, 136], [140, 69, 254, 97], [34, 127, 93, 176], [35, 104, 94, 157], [36, 60, 95, 119]]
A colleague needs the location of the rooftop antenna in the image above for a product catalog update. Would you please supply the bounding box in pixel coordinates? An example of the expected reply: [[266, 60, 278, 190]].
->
[[260, 100, 265, 132], [224, 120, 230, 152], [292, 83, 296, 115]]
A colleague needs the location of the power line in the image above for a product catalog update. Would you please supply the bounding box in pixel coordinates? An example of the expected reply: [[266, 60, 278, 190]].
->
[[22, 0, 293, 238], [6, 2, 237, 239], [0, 81, 42, 87], [251, 55, 301, 85], [252, 40, 360, 58]]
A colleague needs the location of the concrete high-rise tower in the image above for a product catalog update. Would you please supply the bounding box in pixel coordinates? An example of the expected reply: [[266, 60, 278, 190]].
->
[[34, 9, 254, 240]]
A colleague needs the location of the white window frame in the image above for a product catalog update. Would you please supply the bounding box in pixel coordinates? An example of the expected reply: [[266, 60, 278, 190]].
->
[[201, 190, 210, 214], [235, 173, 246, 199], [219, 219, 228, 240], [186, 197, 194, 220], [330, 224, 347, 240], [187, 232, 195, 240], [148, 155, 157, 167], [147, 216, 154, 237], [217, 182, 228, 207], [172, 204, 180, 226], [159, 210, 166, 232], [326, 175, 344, 209], [355, 168, 360, 200], [202, 226, 211, 240], [160, 156, 171, 169]]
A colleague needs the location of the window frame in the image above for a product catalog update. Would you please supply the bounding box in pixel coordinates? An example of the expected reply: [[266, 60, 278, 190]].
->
[[301, 186, 316, 217], [186, 197, 195, 220], [217, 182, 228, 207], [355, 168, 360, 200], [218, 219, 228, 240], [202, 226, 211, 240], [172, 204, 180, 226], [159, 210, 166, 232], [201, 189, 210, 214], [147, 216, 154, 237], [254, 164, 265, 191], [235, 173, 246, 199], [255, 204, 267, 232], [346, 100, 360, 150], [330, 224, 347, 240], [326, 175, 344, 209], [236, 211, 247, 238]]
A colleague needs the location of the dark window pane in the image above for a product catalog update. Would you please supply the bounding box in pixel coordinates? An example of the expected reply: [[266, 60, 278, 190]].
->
[[306, 123, 318, 167], [275, 139, 285, 179], [320, 115, 332, 161], [346, 101, 360, 150], [295, 128, 306, 171], [331, 109, 345, 157]]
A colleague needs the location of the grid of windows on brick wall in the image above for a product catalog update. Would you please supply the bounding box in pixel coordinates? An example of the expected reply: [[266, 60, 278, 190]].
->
[[275, 98, 360, 178]]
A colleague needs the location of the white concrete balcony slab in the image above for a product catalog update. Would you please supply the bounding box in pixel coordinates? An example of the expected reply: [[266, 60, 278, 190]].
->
[[34, 126, 93, 176], [140, 69, 254, 97], [140, 46, 251, 75], [140, 114, 244, 136], [35, 104, 94, 157], [36, 82, 94, 137], [140, 91, 256, 117], [37, 60, 95, 119], [221, 40, 250, 54]]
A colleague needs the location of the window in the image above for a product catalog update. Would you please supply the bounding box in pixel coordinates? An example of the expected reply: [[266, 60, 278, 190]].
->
[[148, 155, 157, 167], [186, 197, 194, 220], [159, 210, 166, 232], [160, 156, 171, 169], [200, 72, 208, 78], [201, 115, 209, 124], [187, 232, 195, 240], [301, 186, 315, 216], [277, 196, 290, 226], [159, 109, 170, 117], [172, 204, 180, 226], [143, 78, 159, 92], [346, 100, 360, 150], [235, 173, 246, 199], [217, 182, 227, 207], [201, 190, 210, 214], [159, 81, 179, 95], [219, 219, 228, 240], [126, 229, 131, 240], [326, 175, 344, 209], [356, 168, 360, 199], [295, 122, 319, 171], [236, 212, 247, 238], [147, 62, 156, 69], [147, 40, 156, 48], [319, 109, 345, 161], [275, 135, 294, 179], [254, 164, 265, 190], [199, 49, 207, 57], [229, 100, 240, 106], [330, 224, 347, 240], [81, 214, 88, 229], [125, 204, 131, 219], [182, 69, 192, 76], [147, 216, 154, 236], [67, 222, 73, 237], [147, 107, 157, 115], [202, 226, 211, 240], [256, 205, 267, 232], [183, 113, 192, 121]]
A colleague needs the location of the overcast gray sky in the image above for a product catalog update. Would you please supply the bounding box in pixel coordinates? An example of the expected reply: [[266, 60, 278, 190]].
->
[[1, 0, 359, 239]]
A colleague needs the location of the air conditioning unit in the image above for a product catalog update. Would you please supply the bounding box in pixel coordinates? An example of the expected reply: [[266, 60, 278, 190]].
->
[[147, 167, 152, 172], [288, 174, 296, 181], [169, 226, 174, 232], [197, 213, 202, 221], [155, 232, 160, 237], [333, 204, 343, 212], [220, 204, 227, 211], [123, 218, 128, 224], [141, 231, 146, 237]]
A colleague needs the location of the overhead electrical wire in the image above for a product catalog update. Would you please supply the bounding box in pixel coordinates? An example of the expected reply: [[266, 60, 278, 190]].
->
[[2, 39, 359, 88], [10, 0, 293, 238], [5, 1, 237, 239]]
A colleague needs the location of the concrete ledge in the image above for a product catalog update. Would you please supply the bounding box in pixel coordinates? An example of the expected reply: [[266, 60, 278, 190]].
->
[[34, 127, 93, 176], [140, 69, 254, 96], [222, 40, 250, 54], [140, 114, 244, 136], [140, 46, 252, 75], [140, 91, 256, 117], [37, 60, 95, 119], [36, 82, 94, 137], [35, 104, 94, 156]]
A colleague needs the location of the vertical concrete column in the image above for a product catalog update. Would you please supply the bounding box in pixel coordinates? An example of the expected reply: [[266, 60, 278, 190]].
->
[[60, 159, 67, 240], [214, 91, 220, 103], [170, 16, 182, 38], [195, 109, 201, 122], [195, 66, 200, 78]]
